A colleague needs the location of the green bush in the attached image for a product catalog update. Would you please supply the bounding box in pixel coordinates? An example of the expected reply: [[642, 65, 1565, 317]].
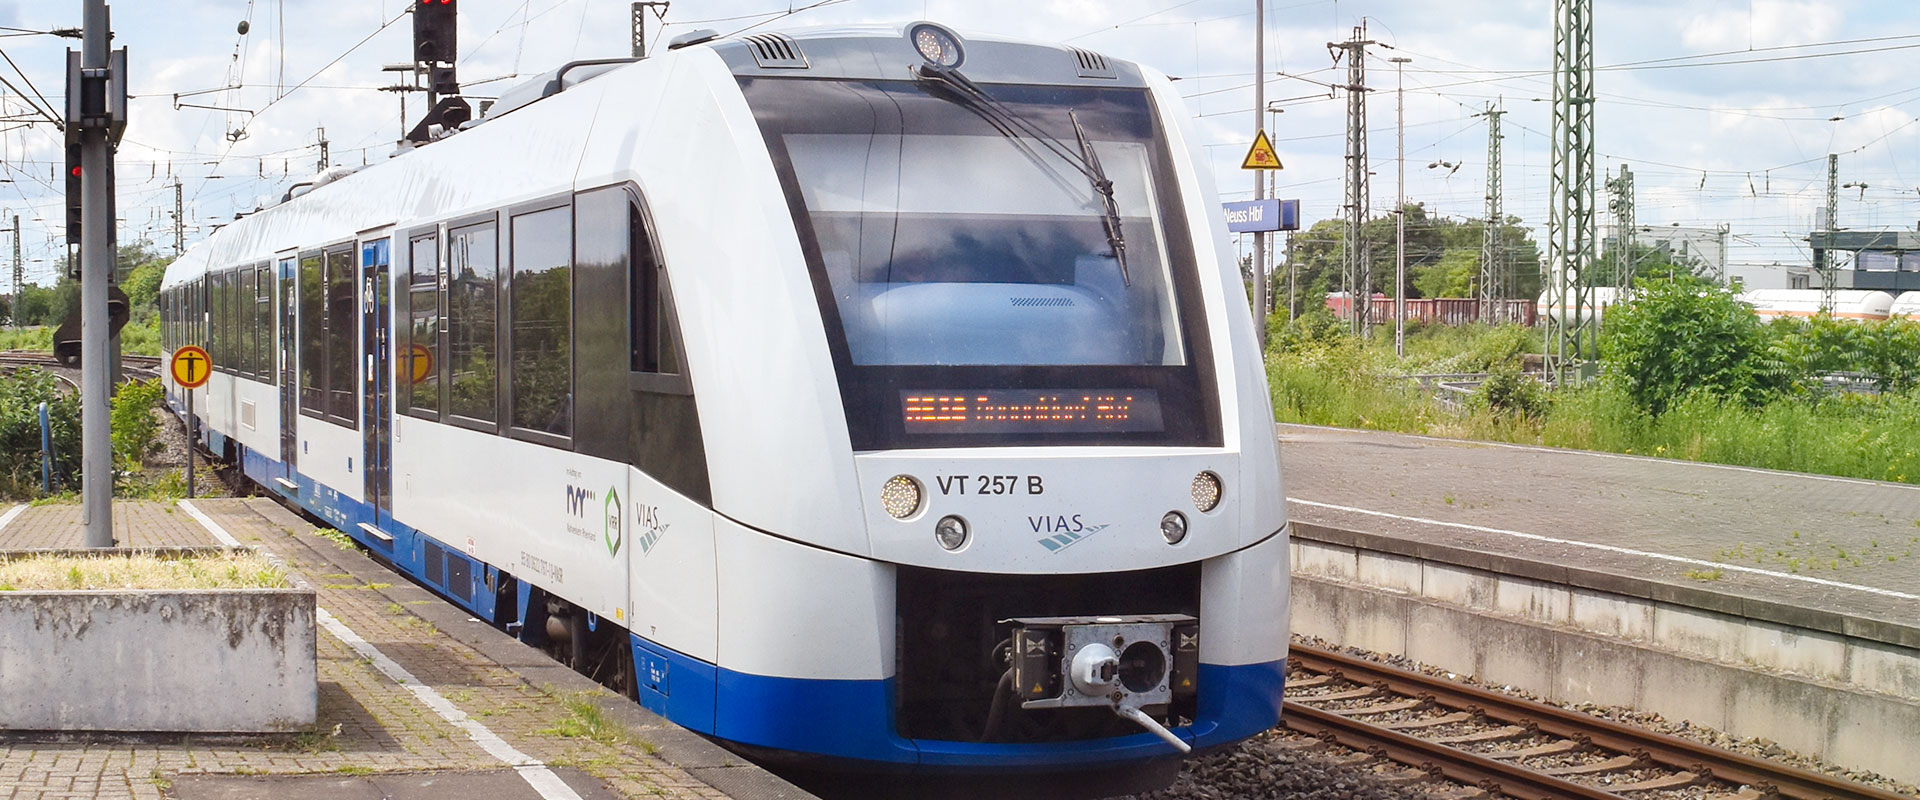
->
[[1475, 365, 1549, 419], [0, 368, 80, 497], [111, 378, 164, 473], [1600, 278, 1777, 415]]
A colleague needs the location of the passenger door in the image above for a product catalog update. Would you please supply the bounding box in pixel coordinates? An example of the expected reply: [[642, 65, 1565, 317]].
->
[[362, 238, 393, 522], [278, 256, 298, 474]]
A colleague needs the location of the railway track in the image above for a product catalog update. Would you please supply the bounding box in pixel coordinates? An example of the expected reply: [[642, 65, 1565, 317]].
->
[[1282, 644, 1910, 800], [0, 350, 164, 381]]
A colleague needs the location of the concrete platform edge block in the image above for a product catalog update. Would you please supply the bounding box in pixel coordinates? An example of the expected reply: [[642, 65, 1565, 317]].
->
[[0, 589, 318, 732]]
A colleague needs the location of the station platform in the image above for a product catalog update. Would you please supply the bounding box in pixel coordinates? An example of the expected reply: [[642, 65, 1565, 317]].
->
[[0, 498, 813, 800], [1279, 422, 1920, 639]]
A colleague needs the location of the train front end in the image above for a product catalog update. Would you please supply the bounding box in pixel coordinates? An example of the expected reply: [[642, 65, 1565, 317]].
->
[[653, 23, 1287, 779]]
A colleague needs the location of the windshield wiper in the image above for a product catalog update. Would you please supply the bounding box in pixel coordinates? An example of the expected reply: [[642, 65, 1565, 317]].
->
[[913, 63, 1131, 286], [1070, 109, 1129, 287]]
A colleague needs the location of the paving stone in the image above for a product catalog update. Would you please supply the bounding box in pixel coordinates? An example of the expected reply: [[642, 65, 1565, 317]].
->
[[0, 498, 803, 800]]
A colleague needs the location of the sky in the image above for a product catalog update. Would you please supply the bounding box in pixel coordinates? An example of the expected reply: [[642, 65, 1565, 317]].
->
[[0, 0, 1916, 287]]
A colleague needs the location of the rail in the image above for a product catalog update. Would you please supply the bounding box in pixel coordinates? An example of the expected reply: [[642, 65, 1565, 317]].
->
[[1285, 643, 1910, 800]]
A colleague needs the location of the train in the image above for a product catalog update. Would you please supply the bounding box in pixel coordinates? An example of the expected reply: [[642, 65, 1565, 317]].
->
[[157, 22, 1289, 785]]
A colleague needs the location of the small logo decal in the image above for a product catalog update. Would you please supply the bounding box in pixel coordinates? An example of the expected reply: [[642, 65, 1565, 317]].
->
[[636, 503, 672, 556], [1031, 514, 1109, 553], [604, 486, 623, 556]]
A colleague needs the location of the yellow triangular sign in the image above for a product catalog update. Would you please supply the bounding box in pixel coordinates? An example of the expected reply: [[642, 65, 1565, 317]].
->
[[1241, 130, 1282, 170]]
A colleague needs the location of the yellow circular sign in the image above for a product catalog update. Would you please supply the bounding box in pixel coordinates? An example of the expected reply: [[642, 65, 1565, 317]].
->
[[171, 345, 212, 389], [405, 343, 435, 385]]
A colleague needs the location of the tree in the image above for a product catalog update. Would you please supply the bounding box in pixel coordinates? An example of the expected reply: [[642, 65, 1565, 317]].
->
[[1286, 203, 1542, 303]]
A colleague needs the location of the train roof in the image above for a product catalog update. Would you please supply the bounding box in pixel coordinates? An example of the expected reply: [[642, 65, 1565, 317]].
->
[[160, 21, 1143, 292]]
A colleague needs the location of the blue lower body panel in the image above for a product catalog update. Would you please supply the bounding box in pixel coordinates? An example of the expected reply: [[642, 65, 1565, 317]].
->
[[631, 633, 1285, 771]]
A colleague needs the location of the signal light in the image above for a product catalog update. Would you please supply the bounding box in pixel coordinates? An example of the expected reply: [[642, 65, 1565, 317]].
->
[[413, 0, 457, 64]]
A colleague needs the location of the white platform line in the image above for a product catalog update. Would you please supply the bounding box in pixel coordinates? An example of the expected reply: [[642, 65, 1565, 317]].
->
[[183, 503, 584, 800], [1277, 422, 1920, 491], [1287, 497, 1920, 603], [317, 609, 585, 800], [178, 500, 243, 546], [0, 504, 26, 533]]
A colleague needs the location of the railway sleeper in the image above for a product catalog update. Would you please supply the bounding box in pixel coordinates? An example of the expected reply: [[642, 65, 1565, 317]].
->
[[1302, 685, 1382, 702], [1429, 725, 1529, 745], [1538, 754, 1642, 776], [1611, 771, 1704, 793], [1382, 711, 1475, 730], [1331, 698, 1427, 716], [1488, 739, 1582, 760]]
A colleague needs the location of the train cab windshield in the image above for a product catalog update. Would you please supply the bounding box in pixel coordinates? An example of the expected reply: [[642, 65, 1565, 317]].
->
[[744, 77, 1220, 449]]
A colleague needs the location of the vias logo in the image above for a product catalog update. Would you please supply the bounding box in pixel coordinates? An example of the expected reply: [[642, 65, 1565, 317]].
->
[[1032, 514, 1109, 553], [635, 503, 671, 556]]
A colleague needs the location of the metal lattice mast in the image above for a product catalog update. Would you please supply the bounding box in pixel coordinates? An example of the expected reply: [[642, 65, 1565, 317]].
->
[[1607, 164, 1635, 287], [1547, 0, 1596, 382], [1332, 24, 1373, 336], [1820, 153, 1838, 312], [1479, 101, 1506, 323]]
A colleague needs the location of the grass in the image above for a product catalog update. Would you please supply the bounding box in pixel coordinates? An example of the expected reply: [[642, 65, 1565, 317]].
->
[[1268, 324, 1920, 486], [539, 691, 652, 751], [0, 551, 286, 590]]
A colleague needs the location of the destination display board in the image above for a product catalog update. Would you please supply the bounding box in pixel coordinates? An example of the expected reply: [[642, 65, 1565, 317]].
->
[[901, 389, 1164, 434]]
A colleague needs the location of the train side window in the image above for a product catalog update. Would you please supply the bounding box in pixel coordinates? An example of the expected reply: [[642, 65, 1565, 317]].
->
[[508, 205, 572, 440], [239, 267, 255, 378], [255, 264, 272, 378], [405, 233, 441, 418], [325, 246, 357, 425], [446, 220, 499, 426], [298, 252, 325, 416], [628, 197, 687, 387]]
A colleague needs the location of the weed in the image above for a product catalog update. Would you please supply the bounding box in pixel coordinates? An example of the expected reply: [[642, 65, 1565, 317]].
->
[[313, 527, 355, 550], [292, 723, 343, 753], [385, 602, 405, 615], [1442, 494, 1456, 506], [539, 692, 637, 748], [335, 764, 374, 776], [147, 768, 171, 791], [1683, 568, 1725, 581]]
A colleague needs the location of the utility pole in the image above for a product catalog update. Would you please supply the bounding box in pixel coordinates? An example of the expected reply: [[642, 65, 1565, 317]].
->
[[1820, 153, 1838, 313], [1478, 100, 1506, 324], [1252, 0, 1269, 351], [1547, 0, 1595, 384], [1390, 56, 1409, 358], [1331, 24, 1373, 337], [9, 215, 18, 330], [632, 2, 669, 58], [73, 0, 128, 547], [1607, 164, 1635, 289], [317, 127, 330, 172], [172, 179, 184, 256]]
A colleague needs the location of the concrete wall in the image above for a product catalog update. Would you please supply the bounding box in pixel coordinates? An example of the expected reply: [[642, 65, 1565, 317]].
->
[[1289, 530, 1920, 785], [0, 589, 316, 732]]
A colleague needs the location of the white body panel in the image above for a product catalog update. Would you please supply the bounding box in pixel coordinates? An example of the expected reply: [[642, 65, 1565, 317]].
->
[[1892, 292, 1920, 318], [714, 517, 896, 680], [625, 467, 720, 663]]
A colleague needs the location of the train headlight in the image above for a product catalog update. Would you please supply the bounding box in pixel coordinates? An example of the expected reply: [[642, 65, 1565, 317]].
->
[[909, 23, 964, 68], [880, 475, 924, 520], [1160, 511, 1187, 545], [935, 515, 970, 551], [1190, 471, 1222, 512]]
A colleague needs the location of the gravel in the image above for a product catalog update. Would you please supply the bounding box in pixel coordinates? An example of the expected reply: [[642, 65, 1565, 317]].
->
[[1132, 730, 1445, 800]]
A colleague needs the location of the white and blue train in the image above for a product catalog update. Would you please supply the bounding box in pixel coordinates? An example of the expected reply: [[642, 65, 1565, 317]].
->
[[159, 22, 1289, 780]]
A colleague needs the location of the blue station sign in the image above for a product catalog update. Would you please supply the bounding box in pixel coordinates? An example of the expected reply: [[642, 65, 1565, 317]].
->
[[1223, 199, 1299, 233]]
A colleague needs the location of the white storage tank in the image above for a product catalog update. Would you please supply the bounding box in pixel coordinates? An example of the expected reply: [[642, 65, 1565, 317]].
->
[[1535, 286, 1626, 328], [1739, 288, 1896, 321], [1890, 292, 1920, 319]]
